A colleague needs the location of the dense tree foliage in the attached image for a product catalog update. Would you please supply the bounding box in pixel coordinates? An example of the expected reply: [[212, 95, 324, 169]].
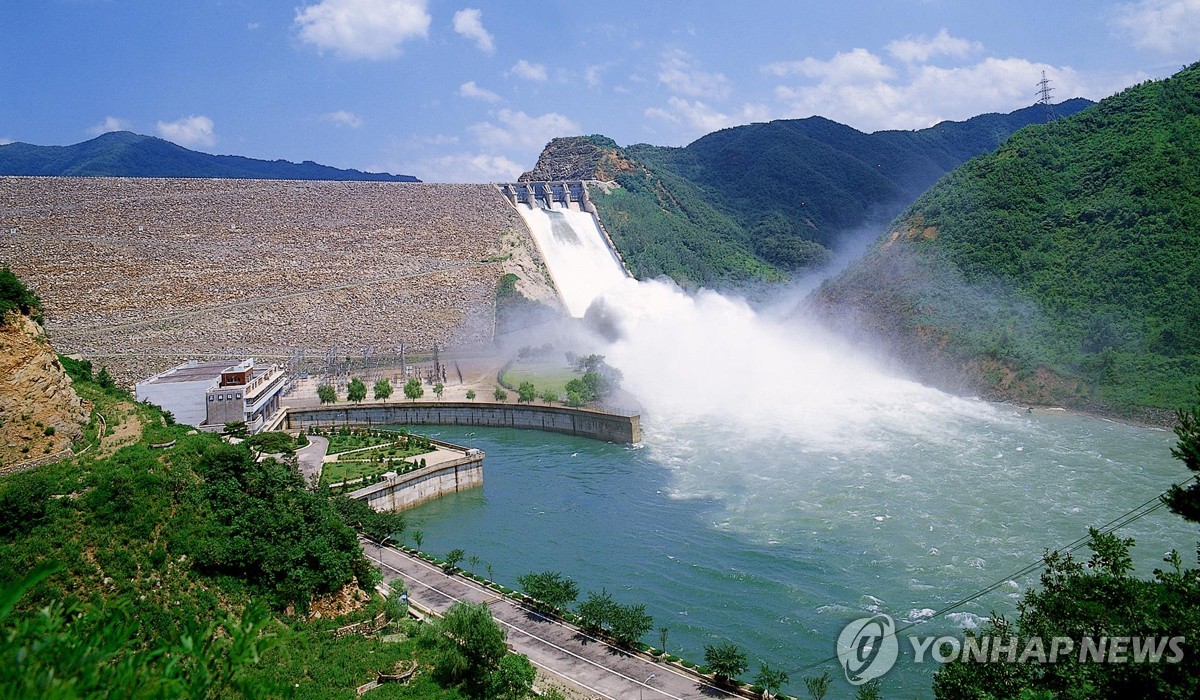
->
[[823, 63, 1200, 413], [0, 266, 42, 323], [517, 570, 579, 613], [580, 100, 1089, 286], [420, 601, 535, 698], [346, 377, 367, 403], [404, 377, 424, 401], [704, 641, 748, 685], [0, 370, 490, 698]]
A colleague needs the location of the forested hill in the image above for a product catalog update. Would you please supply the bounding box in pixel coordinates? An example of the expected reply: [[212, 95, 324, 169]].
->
[[522, 99, 1091, 286], [0, 131, 420, 181], [818, 62, 1200, 419]]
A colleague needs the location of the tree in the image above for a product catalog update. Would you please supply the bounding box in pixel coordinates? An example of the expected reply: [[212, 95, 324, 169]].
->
[[517, 381, 536, 403], [516, 571, 579, 613], [465, 389, 476, 400], [96, 366, 115, 389], [347, 377, 367, 403], [1162, 405, 1200, 522], [244, 431, 295, 456], [373, 378, 393, 401], [421, 601, 508, 694], [444, 548, 465, 574], [493, 386, 508, 402], [223, 421, 249, 439], [803, 670, 831, 700], [485, 653, 536, 700], [540, 389, 558, 405], [411, 529, 424, 550], [755, 663, 790, 698], [854, 680, 882, 700], [404, 378, 424, 402], [608, 603, 653, 647], [659, 627, 669, 654], [704, 642, 747, 686], [317, 384, 337, 404], [434, 382, 445, 399], [576, 589, 616, 633]]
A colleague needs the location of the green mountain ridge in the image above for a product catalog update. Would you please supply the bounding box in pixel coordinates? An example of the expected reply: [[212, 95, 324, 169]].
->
[[0, 131, 420, 182], [523, 99, 1092, 286], [818, 62, 1200, 419]]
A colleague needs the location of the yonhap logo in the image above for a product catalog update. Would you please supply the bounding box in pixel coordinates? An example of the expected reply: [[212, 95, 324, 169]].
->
[[837, 614, 899, 685]]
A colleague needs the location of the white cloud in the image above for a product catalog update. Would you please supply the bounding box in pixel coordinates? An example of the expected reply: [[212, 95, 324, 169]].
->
[[645, 97, 770, 135], [156, 115, 216, 148], [886, 28, 984, 63], [452, 8, 494, 54], [584, 63, 608, 88], [763, 30, 1144, 134], [770, 52, 1113, 132], [467, 109, 580, 150], [417, 152, 526, 182], [458, 81, 502, 102], [87, 116, 132, 136], [1111, 0, 1200, 54], [321, 110, 364, 128], [509, 59, 548, 82], [764, 48, 895, 83], [657, 50, 731, 99], [295, 0, 430, 60]]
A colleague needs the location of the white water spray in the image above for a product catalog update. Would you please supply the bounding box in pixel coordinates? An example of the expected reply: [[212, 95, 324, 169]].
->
[[513, 201, 628, 318]]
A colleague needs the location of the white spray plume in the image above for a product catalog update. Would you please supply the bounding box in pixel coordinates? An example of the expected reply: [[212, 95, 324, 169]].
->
[[591, 277, 1000, 453]]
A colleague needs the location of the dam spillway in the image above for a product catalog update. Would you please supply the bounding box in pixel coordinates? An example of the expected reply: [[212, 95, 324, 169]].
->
[[500, 181, 630, 318]]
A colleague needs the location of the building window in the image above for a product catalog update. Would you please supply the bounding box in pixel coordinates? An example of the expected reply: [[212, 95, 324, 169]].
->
[[217, 394, 224, 401], [235, 392, 242, 399], [208, 395, 214, 402]]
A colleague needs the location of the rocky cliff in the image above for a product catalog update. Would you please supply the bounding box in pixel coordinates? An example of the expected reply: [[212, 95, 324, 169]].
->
[[518, 135, 637, 182], [0, 312, 89, 468]]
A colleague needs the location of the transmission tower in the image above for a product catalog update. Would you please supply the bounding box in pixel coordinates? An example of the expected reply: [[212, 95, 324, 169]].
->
[[1036, 71, 1056, 121]]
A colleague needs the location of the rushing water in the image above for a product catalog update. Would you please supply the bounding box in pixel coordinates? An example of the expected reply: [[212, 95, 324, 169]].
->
[[403, 414, 1193, 696], [439, 196, 1197, 695], [513, 201, 628, 318]]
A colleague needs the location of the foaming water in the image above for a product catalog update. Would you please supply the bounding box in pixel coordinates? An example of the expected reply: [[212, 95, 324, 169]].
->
[[406, 260, 1194, 694], [513, 202, 627, 317]]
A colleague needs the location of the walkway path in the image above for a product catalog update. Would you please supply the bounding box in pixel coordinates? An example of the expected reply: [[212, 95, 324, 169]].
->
[[296, 435, 328, 487], [364, 540, 741, 700]]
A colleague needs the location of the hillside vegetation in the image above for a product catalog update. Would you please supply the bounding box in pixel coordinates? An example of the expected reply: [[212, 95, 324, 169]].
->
[[0, 353, 475, 697], [819, 63, 1200, 417], [0, 131, 419, 181], [524, 100, 1091, 286]]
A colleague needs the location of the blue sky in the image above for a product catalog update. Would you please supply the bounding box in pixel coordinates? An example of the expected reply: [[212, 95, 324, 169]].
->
[[2, 0, 1196, 181]]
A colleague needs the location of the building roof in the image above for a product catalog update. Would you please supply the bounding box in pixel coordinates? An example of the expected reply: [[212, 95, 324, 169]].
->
[[139, 359, 241, 385]]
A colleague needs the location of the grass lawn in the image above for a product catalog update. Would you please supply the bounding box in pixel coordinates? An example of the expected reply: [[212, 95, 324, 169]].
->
[[500, 361, 581, 397]]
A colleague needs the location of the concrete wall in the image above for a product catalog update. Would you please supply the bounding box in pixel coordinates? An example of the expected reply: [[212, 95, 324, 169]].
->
[[287, 401, 640, 443], [135, 378, 216, 428], [349, 454, 484, 512]]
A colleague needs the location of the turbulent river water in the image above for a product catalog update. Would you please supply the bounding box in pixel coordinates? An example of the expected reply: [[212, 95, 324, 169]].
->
[[402, 404, 1192, 695], [404, 203, 1195, 696]]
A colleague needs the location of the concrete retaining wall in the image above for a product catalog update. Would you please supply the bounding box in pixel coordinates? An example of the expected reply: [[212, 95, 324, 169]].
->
[[349, 454, 483, 512], [287, 402, 640, 443]]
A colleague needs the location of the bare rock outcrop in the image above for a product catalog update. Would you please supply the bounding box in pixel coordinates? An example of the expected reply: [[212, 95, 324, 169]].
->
[[0, 312, 88, 468]]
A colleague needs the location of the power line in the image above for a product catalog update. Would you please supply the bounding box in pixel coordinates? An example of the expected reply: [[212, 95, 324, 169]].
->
[[789, 476, 1195, 677]]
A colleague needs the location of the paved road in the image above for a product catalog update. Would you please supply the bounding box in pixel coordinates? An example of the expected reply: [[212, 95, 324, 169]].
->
[[364, 540, 741, 700], [296, 435, 328, 486]]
